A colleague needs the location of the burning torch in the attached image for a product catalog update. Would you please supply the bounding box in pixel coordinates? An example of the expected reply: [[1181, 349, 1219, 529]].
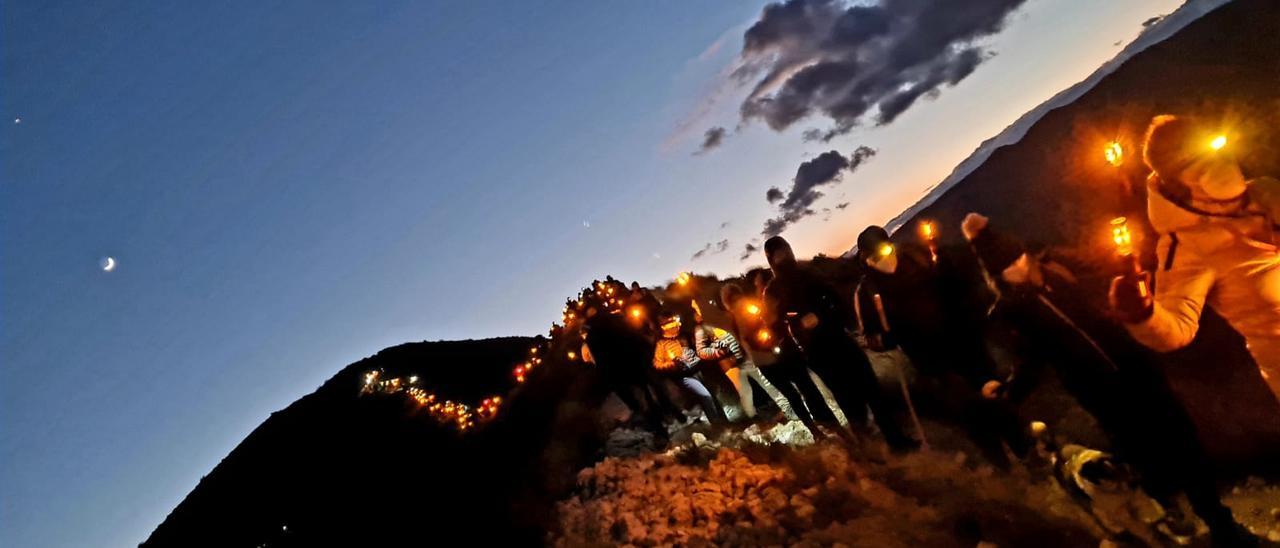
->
[[918, 220, 938, 263], [1109, 216, 1152, 318]]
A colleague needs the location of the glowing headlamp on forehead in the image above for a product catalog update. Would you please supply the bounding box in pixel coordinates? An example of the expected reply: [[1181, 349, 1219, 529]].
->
[[877, 242, 895, 258]]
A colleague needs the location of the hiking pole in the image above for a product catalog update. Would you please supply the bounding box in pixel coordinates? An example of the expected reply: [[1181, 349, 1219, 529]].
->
[[894, 355, 929, 451]]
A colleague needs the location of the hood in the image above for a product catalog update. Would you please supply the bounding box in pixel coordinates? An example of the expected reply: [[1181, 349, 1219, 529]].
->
[[1146, 177, 1278, 248]]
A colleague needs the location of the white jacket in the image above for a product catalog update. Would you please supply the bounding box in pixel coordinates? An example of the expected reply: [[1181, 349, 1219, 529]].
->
[[1127, 177, 1280, 399]]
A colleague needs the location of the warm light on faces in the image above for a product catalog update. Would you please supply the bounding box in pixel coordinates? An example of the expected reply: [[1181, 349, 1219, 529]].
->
[[661, 319, 681, 338], [868, 243, 899, 274], [1181, 149, 1246, 201]]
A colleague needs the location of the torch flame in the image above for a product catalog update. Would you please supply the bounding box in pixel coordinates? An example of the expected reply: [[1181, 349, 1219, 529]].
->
[[1104, 141, 1123, 167], [756, 329, 773, 344], [1111, 217, 1133, 257], [744, 302, 761, 316], [1210, 134, 1227, 151], [919, 221, 935, 240]]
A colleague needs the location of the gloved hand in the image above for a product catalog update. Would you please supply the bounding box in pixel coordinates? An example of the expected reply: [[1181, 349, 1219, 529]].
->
[[981, 380, 1005, 400], [962, 212, 990, 241], [1109, 271, 1154, 323]]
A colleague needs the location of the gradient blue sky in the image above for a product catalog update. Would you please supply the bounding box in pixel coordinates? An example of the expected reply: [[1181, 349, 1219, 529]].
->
[[2, 1, 1183, 545]]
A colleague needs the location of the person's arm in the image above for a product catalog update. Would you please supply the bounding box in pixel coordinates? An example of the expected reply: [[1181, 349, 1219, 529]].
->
[[653, 339, 677, 370], [1118, 235, 1215, 352], [695, 327, 728, 361], [853, 277, 885, 337]]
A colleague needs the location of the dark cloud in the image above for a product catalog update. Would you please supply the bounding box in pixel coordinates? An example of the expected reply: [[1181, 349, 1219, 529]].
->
[[835, 202, 850, 209], [719, 221, 731, 229], [691, 239, 731, 260], [733, 0, 1027, 138], [740, 242, 760, 262], [766, 187, 785, 203], [847, 145, 876, 170], [760, 147, 875, 237], [695, 126, 728, 154]]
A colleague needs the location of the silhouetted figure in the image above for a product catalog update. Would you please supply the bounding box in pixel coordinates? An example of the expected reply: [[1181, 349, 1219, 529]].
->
[[762, 236, 916, 450], [583, 299, 673, 439], [966, 213, 1254, 547], [854, 225, 1029, 468]]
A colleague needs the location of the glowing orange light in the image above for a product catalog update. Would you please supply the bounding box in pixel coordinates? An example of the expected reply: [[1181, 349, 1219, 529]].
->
[[628, 305, 643, 319], [676, 272, 691, 286], [918, 221, 936, 240], [1110, 217, 1133, 257], [878, 243, 894, 257], [1104, 141, 1123, 167], [756, 329, 773, 344], [744, 302, 761, 316], [1209, 134, 1227, 151], [567, 350, 577, 360]]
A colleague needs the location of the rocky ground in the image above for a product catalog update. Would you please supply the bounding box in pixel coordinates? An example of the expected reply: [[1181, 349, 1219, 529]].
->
[[552, 420, 1280, 547]]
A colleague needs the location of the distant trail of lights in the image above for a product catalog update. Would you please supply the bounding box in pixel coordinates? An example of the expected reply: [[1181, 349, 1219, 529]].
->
[[357, 274, 688, 433]]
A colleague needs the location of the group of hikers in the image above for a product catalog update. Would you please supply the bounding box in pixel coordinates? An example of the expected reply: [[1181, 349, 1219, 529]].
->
[[567, 114, 1278, 546]]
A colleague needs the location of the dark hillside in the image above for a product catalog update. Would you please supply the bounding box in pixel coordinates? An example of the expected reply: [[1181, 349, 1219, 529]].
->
[[142, 337, 568, 547]]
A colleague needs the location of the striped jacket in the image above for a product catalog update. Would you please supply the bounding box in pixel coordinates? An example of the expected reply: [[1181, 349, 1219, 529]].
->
[[694, 325, 752, 369]]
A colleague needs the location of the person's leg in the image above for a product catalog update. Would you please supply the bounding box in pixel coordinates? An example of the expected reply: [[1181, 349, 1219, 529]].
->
[[643, 369, 684, 421], [805, 368, 848, 425], [760, 360, 821, 432], [819, 336, 915, 449], [728, 366, 758, 418], [805, 342, 870, 427], [678, 375, 728, 425], [695, 361, 741, 416], [747, 365, 794, 419]]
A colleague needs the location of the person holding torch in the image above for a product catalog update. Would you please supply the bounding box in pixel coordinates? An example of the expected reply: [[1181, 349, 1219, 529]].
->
[[1110, 114, 1280, 401]]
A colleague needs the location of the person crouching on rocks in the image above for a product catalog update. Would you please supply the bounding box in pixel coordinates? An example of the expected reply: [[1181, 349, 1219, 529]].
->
[[652, 310, 729, 426], [1111, 114, 1280, 401]]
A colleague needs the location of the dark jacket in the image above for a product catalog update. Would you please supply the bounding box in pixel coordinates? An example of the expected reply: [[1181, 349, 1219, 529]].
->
[[854, 242, 997, 384], [764, 265, 853, 351], [969, 226, 1204, 462]]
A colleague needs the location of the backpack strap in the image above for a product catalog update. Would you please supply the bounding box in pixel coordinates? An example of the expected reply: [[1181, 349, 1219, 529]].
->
[[1163, 233, 1179, 272]]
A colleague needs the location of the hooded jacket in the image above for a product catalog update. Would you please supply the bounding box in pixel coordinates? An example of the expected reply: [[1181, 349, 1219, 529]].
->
[[1127, 176, 1280, 397]]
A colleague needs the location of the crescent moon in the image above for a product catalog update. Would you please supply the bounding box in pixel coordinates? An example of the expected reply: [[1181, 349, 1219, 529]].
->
[[102, 257, 116, 272]]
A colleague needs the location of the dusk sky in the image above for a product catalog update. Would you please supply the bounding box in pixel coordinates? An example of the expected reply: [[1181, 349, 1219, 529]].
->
[[2, 1, 1187, 545]]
